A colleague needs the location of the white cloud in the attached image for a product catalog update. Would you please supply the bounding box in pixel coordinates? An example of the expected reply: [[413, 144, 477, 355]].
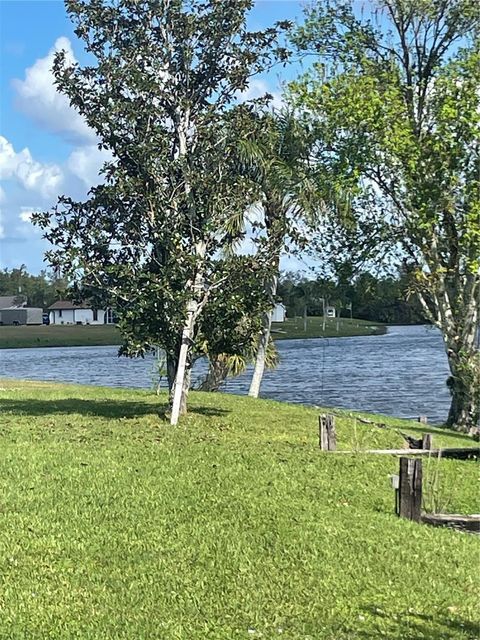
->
[[13, 37, 96, 145], [0, 135, 101, 272], [67, 144, 112, 187], [19, 207, 41, 223], [0, 136, 63, 199], [237, 78, 284, 110]]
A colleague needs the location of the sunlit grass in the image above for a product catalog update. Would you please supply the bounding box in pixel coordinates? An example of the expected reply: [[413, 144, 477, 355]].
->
[[0, 379, 478, 639]]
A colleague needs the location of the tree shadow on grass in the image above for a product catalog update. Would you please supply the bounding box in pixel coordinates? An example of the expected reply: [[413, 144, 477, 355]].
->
[[0, 398, 229, 420], [355, 605, 479, 639], [398, 424, 472, 443]]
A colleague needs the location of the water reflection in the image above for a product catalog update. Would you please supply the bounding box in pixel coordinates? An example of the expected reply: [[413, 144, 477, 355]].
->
[[0, 325, 451, 423]]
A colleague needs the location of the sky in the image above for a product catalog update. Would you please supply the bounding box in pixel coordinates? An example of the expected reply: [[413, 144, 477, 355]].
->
[[0, 0, 309, 275]]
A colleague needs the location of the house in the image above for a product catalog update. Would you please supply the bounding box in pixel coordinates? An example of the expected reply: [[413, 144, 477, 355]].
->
[[272, 302, 286, 323], [48, 301, 115, 325], [0, 295, 27, 309], [325, 305, 336, 318]]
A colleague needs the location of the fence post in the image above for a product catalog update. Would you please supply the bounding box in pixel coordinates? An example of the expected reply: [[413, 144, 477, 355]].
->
[[398, 457, 423, 522], [319, 414, 336, 451], [421, 433, 432, 450]]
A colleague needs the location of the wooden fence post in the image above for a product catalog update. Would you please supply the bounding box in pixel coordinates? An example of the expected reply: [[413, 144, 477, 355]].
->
[[398, 457, 423, 522], [421, 433, 432, 450], [319, 414, 336, 451]]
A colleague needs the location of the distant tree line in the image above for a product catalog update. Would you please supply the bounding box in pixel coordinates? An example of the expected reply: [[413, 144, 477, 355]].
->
[[0, 265, 64, 309], [278, 270, 426, 325]]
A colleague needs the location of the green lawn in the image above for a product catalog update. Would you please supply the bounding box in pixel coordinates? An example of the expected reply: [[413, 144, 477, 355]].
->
[[0, 317, 385, 349], [0, 324, 121, 349], [272, 316, 386, 339], [0, 379, 478, 639]]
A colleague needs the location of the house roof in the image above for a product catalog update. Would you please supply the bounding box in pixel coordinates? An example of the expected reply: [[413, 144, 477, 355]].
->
[[48, 300, 93, 310], [0, 295, 27, 309]]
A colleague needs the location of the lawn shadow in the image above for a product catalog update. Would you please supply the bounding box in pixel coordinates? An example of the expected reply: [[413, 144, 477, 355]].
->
[[398, 423, 474, 443], [355, 605, 480, 639], [0, 398, 229, 420]]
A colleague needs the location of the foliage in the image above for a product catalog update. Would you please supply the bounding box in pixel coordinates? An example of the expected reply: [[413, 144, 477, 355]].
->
[[33, 0, 289, 420], [290, 0, 480, 430], [0, 379, 478, 639], [0, 265, 62, 309], [278, 270, 426, 324]]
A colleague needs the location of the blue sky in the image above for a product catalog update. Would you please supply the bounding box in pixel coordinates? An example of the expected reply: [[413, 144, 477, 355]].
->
[[0, 0, 307, 275]]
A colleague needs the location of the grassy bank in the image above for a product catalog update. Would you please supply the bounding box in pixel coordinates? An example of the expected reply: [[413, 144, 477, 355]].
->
[[272, 316, 385, 340], [0, 317, 385, 349], [0, 379, 478, 639]]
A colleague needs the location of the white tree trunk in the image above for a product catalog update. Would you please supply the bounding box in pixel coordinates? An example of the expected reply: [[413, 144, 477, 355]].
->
[[418, 266, 479, 431], [170, 300, 196, 425], [249, 274, 278, 398], [169, 108, 207, 425]]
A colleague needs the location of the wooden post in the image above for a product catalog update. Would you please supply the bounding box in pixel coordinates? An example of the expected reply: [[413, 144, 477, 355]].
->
[[421, 433, 432, 450], [398, 457, 423, 522], [319, 414, 336, 451], [390, 474, 400, 515], [418, 416, 428, 424]]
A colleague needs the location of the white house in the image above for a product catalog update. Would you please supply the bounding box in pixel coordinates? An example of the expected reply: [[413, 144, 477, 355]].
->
[[272, 302, 286, 323], [48, 301, 115, 325]]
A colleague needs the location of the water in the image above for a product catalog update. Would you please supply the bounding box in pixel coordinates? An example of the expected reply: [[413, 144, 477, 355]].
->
[[0, 325, 451, 423]]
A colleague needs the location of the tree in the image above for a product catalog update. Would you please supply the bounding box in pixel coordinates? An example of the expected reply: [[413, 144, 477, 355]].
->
[[0, 266, 61, 309], [291, 0, 480, 431], [34, 0, 287, 424], [235, 111, 317, 398]]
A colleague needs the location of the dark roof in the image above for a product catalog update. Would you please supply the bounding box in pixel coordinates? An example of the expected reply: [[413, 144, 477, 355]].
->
[[0, 295, 27, 309], [48, 300, 93, 310]]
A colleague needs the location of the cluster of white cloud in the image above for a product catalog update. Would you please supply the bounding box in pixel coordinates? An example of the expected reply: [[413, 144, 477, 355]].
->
[[1, 37, 112, 270], [0, 136, 63, 198], [13, 37, 96, 146]]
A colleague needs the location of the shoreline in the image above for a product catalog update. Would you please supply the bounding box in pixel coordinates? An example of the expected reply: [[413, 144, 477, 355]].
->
[[0, 318, 387, 350]]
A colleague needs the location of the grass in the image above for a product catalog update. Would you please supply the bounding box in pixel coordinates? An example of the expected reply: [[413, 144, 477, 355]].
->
[[272, 316, 386, 339], [0, 379, 478, 639], [0, 317, 385, 349], [0, 324, 121, 349]]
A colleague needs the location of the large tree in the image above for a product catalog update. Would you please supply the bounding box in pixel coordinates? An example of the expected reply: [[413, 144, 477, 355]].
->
[[34, 0, 287, 424], [291, 0, 480, 431]]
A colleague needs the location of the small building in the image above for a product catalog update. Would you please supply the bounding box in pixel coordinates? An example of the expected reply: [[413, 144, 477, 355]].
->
[[272, 302, 286, 323], [325, 305, 336, 318], [48, 301, 115, 325]]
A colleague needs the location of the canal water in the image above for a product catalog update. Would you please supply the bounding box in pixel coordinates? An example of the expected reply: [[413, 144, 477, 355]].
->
[[0, 325, 451, 424]]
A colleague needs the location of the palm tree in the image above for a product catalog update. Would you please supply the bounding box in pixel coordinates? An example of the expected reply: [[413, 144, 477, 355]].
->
[[237, 111, 318, 397]]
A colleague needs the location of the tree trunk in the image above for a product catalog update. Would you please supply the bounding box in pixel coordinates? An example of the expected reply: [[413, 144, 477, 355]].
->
[[199, 354, 230, 392], [170, 302, 196, 425], [446, 351, 479, 432], [249, 274, 277, 398], [166, 352, 178, 396], [417, 264, 479, 433]]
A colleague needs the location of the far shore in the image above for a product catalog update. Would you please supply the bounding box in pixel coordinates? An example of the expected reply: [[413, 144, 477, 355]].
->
[[0, 316, 386, 350]]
